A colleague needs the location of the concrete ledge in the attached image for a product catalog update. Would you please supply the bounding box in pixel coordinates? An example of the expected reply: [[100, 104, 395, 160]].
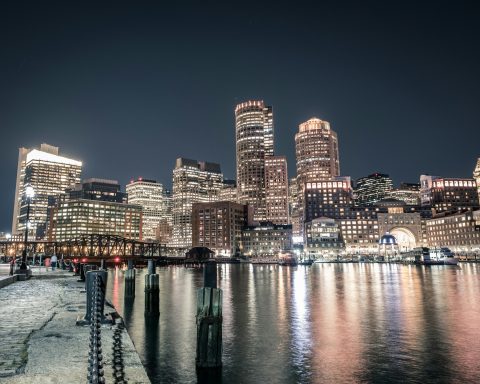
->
[[0, 275, 17, 289]]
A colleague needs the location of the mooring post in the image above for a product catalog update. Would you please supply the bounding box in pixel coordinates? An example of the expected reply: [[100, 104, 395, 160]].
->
[[78, 263, 87, 282], [196, 259, 222, 370], [74, 261, 81, 275], [77, 270, 108, 325], [125, 259, 135, 297], [145, 259, 159, 315], [83, 264, 98, 288]]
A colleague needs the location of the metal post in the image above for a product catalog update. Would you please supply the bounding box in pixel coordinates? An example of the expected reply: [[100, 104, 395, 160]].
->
[[20, 198, 31, 271], [84, 270, 108, 323], [147, 259, 155, 275]]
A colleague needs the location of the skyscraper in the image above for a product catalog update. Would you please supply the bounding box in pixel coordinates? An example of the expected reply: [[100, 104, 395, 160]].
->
[[172, 158, 223, 248], [235, 100, 273, 222], [295, 118, 340, 186], [126, 178, 170, 241], [354, 173, 393, 206], [13, 143, 82, 239], [265, 156, 289, 225], [295, 117, 340, 237]]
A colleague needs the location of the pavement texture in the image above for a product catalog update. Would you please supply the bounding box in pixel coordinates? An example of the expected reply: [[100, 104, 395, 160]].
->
[[0, 271, 150, 383]]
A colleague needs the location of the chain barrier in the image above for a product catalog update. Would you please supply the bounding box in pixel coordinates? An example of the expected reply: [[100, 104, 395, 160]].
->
[[87, 273, 105, 384], [112, 321, 126, 383]]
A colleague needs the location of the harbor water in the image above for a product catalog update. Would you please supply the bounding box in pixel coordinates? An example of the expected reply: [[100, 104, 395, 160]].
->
[[106, 263, 480, 383]]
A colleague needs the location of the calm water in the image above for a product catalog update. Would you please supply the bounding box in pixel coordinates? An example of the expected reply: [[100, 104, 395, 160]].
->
[[106, 263, 480, 384]]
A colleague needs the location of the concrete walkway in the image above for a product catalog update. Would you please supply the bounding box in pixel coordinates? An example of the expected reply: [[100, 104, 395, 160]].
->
[[0, 274, 150, 383]]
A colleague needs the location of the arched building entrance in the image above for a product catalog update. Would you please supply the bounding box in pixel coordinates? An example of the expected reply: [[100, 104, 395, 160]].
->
[[389, 227, 417, 252]]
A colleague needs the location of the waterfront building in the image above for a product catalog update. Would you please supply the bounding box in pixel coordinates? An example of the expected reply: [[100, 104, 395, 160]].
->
[[387, 183, 420, 205], [13, 143, 82, 239], [192, 201, 252, 257], [426, 209, 480, 256], [126, 178, 169, 241], [376, 199, 423, 252], [473, 158, 480, 201], [172, 158, 223, 248], [354, 173, 393, 206], [156, 188, 173, 244], [265, 156, 289, 225], [304, 217, 344, 259], [338, 218, 379, 255], [241, 222, 292, 257], [48, 179, 142, 241], [219, 179, 238, 203], [303, 177, 352, 222], [235, 100, 273, 222], [420, 175, 479, 214]]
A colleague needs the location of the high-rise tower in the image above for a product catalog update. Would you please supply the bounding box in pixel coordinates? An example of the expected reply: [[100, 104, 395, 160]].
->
[[474, 158, 480, 201], [12, 143, 82, 239], [235, 100, 273, 222], [294, 118, 340, 237], [295, 118, 340, 185], [172, 158, 223, 248]]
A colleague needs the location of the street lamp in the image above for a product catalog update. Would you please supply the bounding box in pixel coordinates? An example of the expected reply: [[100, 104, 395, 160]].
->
[[19, 186, 35, 272]]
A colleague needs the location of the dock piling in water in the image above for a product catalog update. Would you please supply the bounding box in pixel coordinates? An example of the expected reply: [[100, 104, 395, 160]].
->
[[196, 260, 222, 370]]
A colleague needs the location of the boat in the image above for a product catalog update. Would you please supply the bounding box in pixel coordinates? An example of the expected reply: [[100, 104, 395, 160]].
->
[[278, 250, 298, 266], [423, 247, 459, 265], [298, 258, 314, 266]]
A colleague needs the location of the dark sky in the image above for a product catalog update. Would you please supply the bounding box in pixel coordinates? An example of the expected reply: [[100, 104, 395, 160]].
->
[[1, 1, 479, 232]]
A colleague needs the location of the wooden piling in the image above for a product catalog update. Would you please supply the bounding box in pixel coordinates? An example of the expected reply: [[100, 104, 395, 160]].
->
[[144, 273, 160, 315], [196, 260, 222, 369], [125, 268, 136, 297]]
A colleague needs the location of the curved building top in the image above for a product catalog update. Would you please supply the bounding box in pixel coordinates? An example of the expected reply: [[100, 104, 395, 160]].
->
[[235, 100, 265, 114], [298, 117, 331, 133]]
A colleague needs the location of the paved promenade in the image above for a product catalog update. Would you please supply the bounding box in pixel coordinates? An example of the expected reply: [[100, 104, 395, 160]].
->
[[0, 271, 150, 383]]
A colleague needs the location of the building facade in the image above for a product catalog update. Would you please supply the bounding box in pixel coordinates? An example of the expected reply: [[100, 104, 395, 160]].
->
[[426, 210, 480, 256], [126, 178, 170, 241], [354, 173, 393, 206], [303, 177, 352, 222], [265, 156, 289, 225], [48, 179, 141, 241], [235, 100, 273, 222], [192, 201, 251, 256], [420, 175, 479, 214], [241, 223, 292, 257], [13, 143, 82, 239], [304, 217, 344, 259], [387, 183, 420, 205], [219, 179, 238, 203], [172, 158, 223, 248]]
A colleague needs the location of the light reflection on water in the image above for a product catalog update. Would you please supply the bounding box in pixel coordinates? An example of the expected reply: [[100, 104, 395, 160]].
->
[[106, 263, 480, 383]]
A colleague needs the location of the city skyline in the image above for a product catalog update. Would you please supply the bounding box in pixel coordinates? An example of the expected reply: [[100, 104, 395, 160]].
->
[[1, 1, 480, 232]]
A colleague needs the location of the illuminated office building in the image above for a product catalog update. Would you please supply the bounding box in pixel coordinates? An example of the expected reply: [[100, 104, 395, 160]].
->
[[192, 201, 252, 256], [13, 143, 82, 239], [295, 117, 340, 236], [172, 158, 223, 248], [241, 223, 292, 257], [235, 100, 273, 222], [126, 178, 170, 241], [219, 179, 238, 203], [426, 210, 480, 255], [288, 178, 302, 240], [48, 179, 141, 241], [387, 183, 420, 205], [355, 173, 393, 206], [304, 177, 352, 222], [265, 156, 289, 225], [305, 217, 344, 259], [420, 175, 479, 214]]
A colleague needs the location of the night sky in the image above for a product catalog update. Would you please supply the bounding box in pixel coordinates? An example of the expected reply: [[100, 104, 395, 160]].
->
[[1, 1, 479, 232]]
